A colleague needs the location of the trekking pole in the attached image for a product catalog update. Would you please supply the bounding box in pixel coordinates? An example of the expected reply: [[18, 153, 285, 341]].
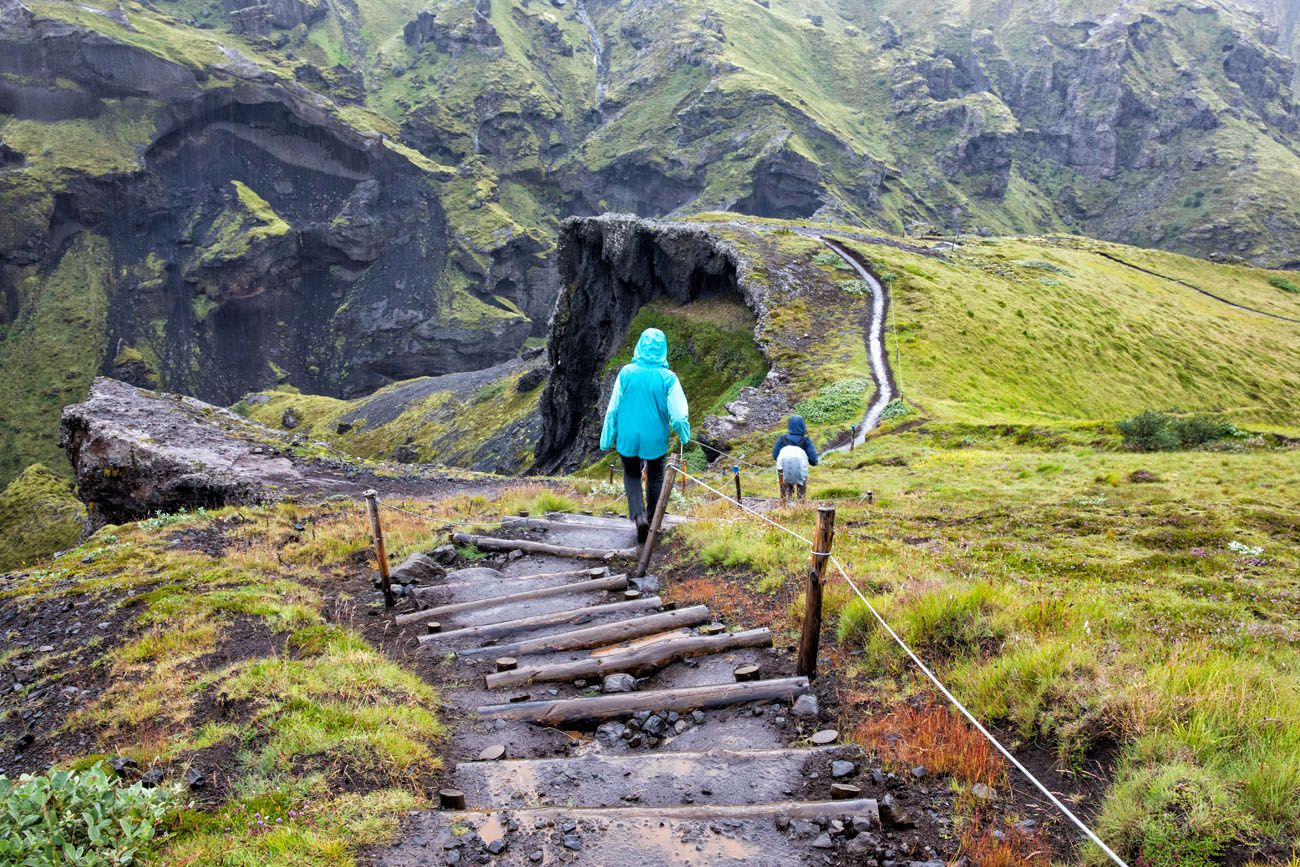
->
[[363, 490, 396, 609], [635, 456, 679, 578], [778, 468, 786, 506], [608, 460, 614, 485], [680, 442, 687, 496]]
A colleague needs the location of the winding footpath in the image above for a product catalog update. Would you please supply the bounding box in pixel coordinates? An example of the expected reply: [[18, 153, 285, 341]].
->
[[1097, 251, 1300, 324], [369, 514, 908, 866], [820, 239, 895, 453]]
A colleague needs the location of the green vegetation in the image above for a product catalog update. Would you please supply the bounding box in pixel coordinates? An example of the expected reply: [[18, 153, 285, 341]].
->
[[1118, 411, 1239, 452], [194, 181, 292, 270], [1270, 275, 1300, 294], [0, 234, 110, 487], [794, 378, 872, 424], [0, 464, 86, 572], [668, 421, 1299, 865], [606, 298, 768, 418], [0, 763, 178, 866], [2, 501, 450, 864], [237, 366, 544, 469]]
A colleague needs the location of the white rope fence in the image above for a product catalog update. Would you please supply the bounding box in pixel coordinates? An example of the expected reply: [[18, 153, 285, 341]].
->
[[675, 467, 1129, 867]]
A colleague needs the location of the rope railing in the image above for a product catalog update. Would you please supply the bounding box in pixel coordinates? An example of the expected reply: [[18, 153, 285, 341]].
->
[[672, 466, 1129, 867]]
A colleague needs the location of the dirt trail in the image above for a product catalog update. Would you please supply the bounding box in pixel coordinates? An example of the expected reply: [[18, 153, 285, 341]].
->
[[367, 514, 926, 866], [1098, 251, 1300, 324], [820, 239, 896, 452]]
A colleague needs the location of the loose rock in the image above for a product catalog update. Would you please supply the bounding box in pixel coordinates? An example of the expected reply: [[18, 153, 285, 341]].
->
[[602, 673, 635, 693], [792, 694, 819, 719]]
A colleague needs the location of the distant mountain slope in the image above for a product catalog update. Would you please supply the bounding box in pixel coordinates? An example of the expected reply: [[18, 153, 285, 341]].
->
[[4, 0, 1300, 486]]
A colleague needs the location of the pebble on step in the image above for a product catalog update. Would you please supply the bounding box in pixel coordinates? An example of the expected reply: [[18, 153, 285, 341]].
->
[[602, 673, 635, 693], [791, 693, 819, 719]]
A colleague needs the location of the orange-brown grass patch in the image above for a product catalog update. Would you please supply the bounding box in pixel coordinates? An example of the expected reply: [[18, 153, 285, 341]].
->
[[853, 703, 1005, 788], [667, 574, 791, 628], [955, 815, 1053, 867]]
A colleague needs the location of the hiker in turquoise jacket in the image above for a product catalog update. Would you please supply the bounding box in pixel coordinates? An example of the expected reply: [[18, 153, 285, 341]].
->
[[600, 327, 691, 542]]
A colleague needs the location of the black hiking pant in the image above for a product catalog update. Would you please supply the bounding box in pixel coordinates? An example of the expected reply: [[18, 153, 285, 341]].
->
[[621, 454, 665, 524]]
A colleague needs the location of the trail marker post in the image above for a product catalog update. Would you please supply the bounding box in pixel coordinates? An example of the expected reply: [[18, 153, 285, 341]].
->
[[363, 490, 396, 609], [850, 425, 857, 451], [635, 456, 679, 578], [797, 506, 836, 679]]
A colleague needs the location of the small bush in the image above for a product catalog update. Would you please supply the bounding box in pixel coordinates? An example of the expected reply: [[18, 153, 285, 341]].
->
[[1118, 411, 1179, 452], [1119, 411, 1240, 451], [795, 379, 872, 424], [472, 381, 505, 404], [879, 399, 911, 421], [0, 763, 177, 866], [839, 279, 872, 296], [1267, 275, 1299, 294], [811, 250, 842, 267]]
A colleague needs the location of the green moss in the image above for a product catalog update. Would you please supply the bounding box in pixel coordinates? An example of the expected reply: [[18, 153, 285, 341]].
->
[[0, 464, 86, 571], [606, 298, 768, 419], [0, 233, 110, 487], [194, 181, 292, 270]]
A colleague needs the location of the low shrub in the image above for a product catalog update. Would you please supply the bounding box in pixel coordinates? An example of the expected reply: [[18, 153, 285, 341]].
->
[[0, 763, 178, 866], [1117, 411, 1238, 451], [839, 279, 872, 296], [1268, 275, 1300, 294], [795, 379, 872, 424], [879, 399, 911, 421]]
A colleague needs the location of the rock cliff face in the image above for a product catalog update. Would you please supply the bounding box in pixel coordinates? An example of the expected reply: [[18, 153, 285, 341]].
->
[[534, 215, 775, 473]]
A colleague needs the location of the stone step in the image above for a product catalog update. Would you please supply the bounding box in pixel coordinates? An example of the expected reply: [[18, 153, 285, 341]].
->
[[375, 800, 880, 867], [453, 746, 864, 810]]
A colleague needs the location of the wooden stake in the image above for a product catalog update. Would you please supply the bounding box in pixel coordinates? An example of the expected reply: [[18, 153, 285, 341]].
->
[[363, 490, 395, 609], [635, 456, 678, 578], [850, 425, 857, 451], [797, 506, 836, 679], [438, 789, 466, 809], [609, 460, 615, 484], [733, 466, 742, 502]]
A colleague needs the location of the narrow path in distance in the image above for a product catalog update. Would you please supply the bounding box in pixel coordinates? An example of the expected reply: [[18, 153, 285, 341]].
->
[[820, 238, 895, 453], [1097, 251, 1300, 324]]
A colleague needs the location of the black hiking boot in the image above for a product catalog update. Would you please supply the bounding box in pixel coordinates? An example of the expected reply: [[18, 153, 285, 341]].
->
[[636, 516, 650, 545]]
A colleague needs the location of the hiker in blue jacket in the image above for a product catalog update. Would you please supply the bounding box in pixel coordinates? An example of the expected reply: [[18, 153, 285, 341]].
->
[[600, 327, 691, 542], [773, 415, 818, 501]]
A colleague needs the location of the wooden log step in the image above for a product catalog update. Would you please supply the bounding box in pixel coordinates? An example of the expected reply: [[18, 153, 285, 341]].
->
[[394, 574, 629, 626], [436, 566, 608, 586], [501, 517, 638, 534], [448, 798, 879, 824], [451, 533, 636, 561], [417, 597, 663, 646], [485, 627, 773, 689], [477, 676, 809, 724], [455, 605, 711, 659], [452, 747, 855, 809], [410, 571, 615, 605]]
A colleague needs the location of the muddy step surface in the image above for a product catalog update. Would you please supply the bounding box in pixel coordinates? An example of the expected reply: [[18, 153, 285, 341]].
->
[[377, 514, 884, 866], [453, 746, 863, 809]]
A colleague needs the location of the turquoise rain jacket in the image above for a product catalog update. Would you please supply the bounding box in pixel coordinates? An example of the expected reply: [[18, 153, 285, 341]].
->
[[600, 328, 691, 460]]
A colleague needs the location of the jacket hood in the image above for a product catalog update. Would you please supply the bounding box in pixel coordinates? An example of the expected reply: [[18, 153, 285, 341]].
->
[[632, 328, 669, 367], [787, 415, 807, 436]]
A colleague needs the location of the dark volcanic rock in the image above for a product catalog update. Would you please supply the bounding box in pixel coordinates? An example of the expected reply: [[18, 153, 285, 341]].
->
[[533, 216, 767, 473]]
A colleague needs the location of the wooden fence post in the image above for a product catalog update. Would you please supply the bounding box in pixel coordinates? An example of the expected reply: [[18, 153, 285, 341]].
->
[[850, 425, 857, 451], [797, 506, 836, 679], [609, 460, 615, 485], [635, 457, 679, 578], [364, 490, 396, 609], [733, 465, 742, 502]]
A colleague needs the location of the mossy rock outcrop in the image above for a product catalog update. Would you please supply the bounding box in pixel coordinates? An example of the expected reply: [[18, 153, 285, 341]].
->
[[0, 464, 86, 572]]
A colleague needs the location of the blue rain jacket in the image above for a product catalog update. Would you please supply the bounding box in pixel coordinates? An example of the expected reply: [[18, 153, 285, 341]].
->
[[772, 415, 819, 466], [600, 328, 691, 460]]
